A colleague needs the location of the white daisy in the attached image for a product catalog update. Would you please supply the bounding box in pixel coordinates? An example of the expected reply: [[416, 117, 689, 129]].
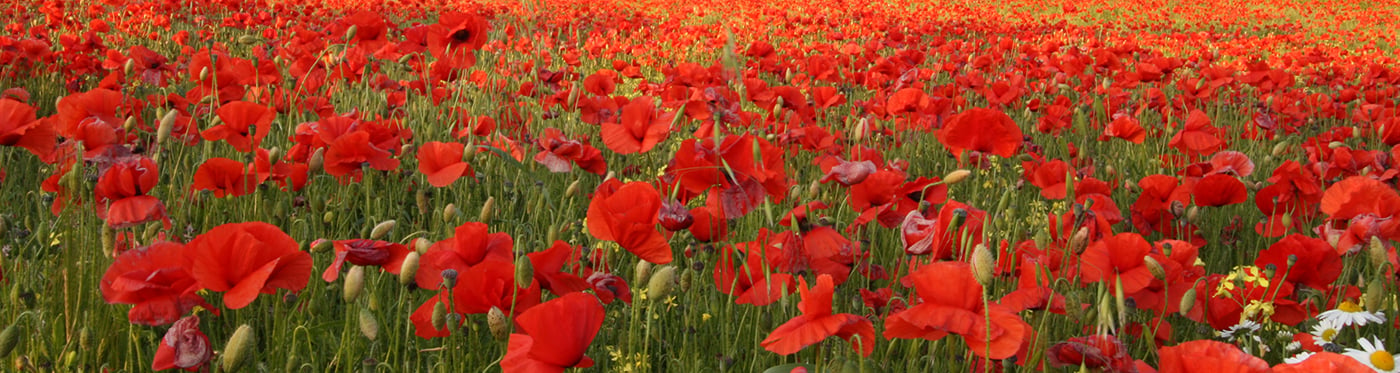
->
[[1344, 337, 1399, 372], [1283, 351, 1315, 364], [1318, 299, 1386, 327], [1218, 320, 1261, 341], [1312, 318, 1346, 345]]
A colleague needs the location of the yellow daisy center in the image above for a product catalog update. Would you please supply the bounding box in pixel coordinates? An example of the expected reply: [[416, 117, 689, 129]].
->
[[1320, 329, 1337, 342], [1339, 300, 1364, 313], [1370, 350, 1395, 371]]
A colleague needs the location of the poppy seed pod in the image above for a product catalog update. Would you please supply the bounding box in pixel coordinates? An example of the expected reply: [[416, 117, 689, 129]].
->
[[1068, 227, 1090, 255], [398, 252, 420, 286], [344, 266, 366, 302], [440, 269, 458, 290], [648, 266, 677, 301], [487, 307, 509, 341], [221, 324, 255, 372], [369, 220, 396, 240], [358, 308, 379, 341]]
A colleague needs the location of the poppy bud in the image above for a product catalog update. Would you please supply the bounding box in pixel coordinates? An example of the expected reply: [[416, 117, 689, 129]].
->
[[344, 266, 366, 302], [399, 252, 420, 285], [1114, 276, 1128, 326], [970, 244, 995, 286], [1280, 212, 1293, 229], [311, 239, 333, 253], [101, 225, 116, 257], [851, 117, 869, 142], [487, 307, 509, 341], [221, 324, 255, 372], [413, 237, 432, 254], [478, 197, 495, 223], [416, 188, 429, 216], [1068, 227, 1090, 254], [565, 179, 582, 198], [198, 66, 209, 81], [1354, 127, 1363, 139], [1271, 141, 1289, 157], [0, 324, 18, 359], [123, 58, 135, 75], [443, 203, 460, 223], [679, 268, 693, 293], [1328, 141, 1345, 149], [1365, 276, 1387, 314], [806, 180, 821, 200], [1179, 288, 1196, 317], [430, 302, 448, 330], [546, 223, 559, 244], [308, 148, 325, 174], [142, 222, 161, 243], [237, 35, 259, 45], [1185, 206, 1199, 224], [1032, 230, 1050, 249], [1169, 200, 1186, 217], [943, 169, 972, 185], [633, 260, 653, 289], [441, 269, 458, 289], [648, 266, 677, 301], [358, 308, 379, 341], [344, 26, 358, 41], [1370, 236, 1388, 271], [514, 256, 533, 286], [369, 220, 396, 240], [1144, 256, 1166, 281], [396, 55, 413, 64]]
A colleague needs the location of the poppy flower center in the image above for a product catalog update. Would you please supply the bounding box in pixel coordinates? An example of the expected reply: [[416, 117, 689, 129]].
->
[[451, 29, 472, 42], [1371, 350, 1395, 371], [1339, 300, 1363, 313]]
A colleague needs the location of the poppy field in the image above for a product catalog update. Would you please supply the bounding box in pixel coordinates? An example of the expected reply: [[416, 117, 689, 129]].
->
[[3, 0, 1400, 371]]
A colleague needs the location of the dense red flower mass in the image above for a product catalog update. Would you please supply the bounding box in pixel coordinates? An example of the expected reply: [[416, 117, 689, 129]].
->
[[185, 222, 312, 309]]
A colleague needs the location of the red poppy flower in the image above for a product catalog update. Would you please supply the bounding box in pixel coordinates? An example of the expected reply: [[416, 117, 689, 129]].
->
[[502, 292, 604, 372], [1046, 334, 1135, 373], [1321, 176, 1400, 220], [94, 156, 170, 229], [417, 141, 474, 187], [1254, 234, 1342, 290], [937, 107, 1023, 161], [1156, 340, 1269, 373], [583, 70, 617, 96], [658, 198, 694, 231], [320, 239, 413, 282], [323, 131, 401, 179], [1193, 173, 1248, 207], [415, 222, 514, 289], [526, 241, 590, 295], [191, 157, 261, 198], [152, 315, 211, 372], [101, 242, 212, 326], [601, 96, 672, 154], [687, 204, 729, 242], [534, 128, 607, 175], [585, 271, 632, 305], [427, 11, 489, 57], [587, 179, 672, 264], [820, 158, 877, 186], [1168, 110, 1225, 158], [202, 101, 273, 153], [411, 261, 542, 339], [0, 99, 56, 161], [883, 261, 1029, 359], [1272, 352, 1374, 372], [185, 222, 312, 310], [761, 274, 875, 357], [714, 232, 795, 306], [1100, 114, 1145, 144], [1079, 232, 1156, 294], [56, 88, 126, 159]]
